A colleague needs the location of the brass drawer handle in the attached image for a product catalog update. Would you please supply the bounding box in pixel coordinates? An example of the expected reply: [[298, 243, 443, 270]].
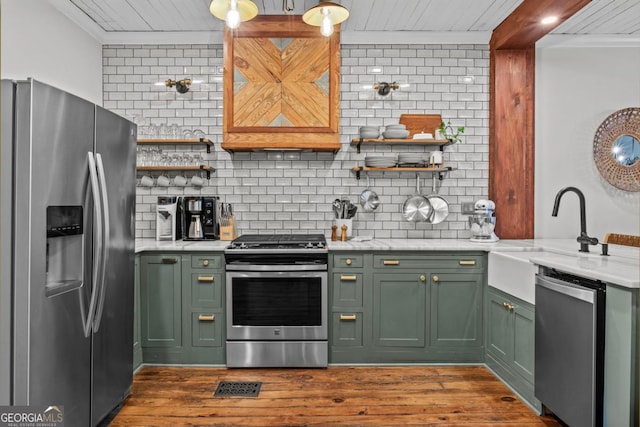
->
[[198, 276, 214, 282], [459, 260, 476, 266], [161, 257, 178, 264], [203, 260, 209, 267], [340, 275, 357, 281], [345, 258, 352, 265], [419, 275, 426, 282], [432, 275, 439, 282], [383, 260, 400, 266], [502, 302, 514, 311], [340, 314, 357, 321], [198, 314, 215, 321]]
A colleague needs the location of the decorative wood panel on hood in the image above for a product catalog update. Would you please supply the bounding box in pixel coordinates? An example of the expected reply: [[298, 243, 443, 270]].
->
[[222, 16, 341, 153]]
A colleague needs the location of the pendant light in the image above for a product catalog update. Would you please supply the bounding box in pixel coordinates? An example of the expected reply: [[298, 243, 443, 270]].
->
[[209, 0, 258, 29], [302, 1, 349, 37]]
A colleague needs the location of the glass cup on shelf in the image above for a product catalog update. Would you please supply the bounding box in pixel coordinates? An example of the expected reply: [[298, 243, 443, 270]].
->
[[193, 129, 205, 140], [182, 154, 193, 167], [169, 124, 181, 139], [192, 154, 204, 166], [159, 125, 170, 139], [148, 124, 160, 139]]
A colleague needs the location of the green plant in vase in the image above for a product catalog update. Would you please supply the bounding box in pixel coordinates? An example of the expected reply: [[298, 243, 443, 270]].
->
[[438, 121, 465, 143]]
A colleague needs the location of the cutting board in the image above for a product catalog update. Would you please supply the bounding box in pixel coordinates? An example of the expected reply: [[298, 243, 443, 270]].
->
[[604, 233, 640, 248], [398, 114, 442, 138]]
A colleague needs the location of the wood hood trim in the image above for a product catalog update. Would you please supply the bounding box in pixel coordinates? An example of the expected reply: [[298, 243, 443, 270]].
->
[[222, 15, 341, 153]]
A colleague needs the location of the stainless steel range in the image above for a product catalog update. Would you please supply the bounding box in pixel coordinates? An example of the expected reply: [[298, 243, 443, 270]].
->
[[224, 234, 328, 368]]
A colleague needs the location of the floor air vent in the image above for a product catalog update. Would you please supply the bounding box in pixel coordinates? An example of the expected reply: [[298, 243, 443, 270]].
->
[[214, 381, 262, 397]]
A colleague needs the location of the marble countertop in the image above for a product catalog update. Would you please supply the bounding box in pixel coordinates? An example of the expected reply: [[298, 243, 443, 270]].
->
[[135, 238, 639, 288]]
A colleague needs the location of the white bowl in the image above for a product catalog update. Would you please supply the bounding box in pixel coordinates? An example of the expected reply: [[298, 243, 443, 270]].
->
[[360, 130, 380, 139], [385, 124, 406, 130], [382, 130, 410, 139]]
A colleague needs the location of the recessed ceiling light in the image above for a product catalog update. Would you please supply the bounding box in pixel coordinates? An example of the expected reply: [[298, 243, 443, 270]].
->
[[541, 16, 559, 25]]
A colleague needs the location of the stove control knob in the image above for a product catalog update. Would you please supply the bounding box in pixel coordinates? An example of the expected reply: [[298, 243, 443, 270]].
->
[[305, 243, 314, 248]]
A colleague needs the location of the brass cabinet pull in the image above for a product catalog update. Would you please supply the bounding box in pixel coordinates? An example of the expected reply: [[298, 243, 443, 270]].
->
[[161, 257, 178, 264], [383, 260, 400, 266], [459, 260, 476, 266], [432, 275, 439, 282], [198, 314, 215, 321], [340, 275, 357, 281], [198, 276, 214, 282], [203, 260, 209, 267], [502, 302, 514, 311], [340, 314, 357, 321], [345, 258, 352, 265], [419, 275, 426, 282]]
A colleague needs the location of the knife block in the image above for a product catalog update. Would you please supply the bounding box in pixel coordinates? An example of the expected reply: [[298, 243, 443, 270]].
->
[[219, 215, 237, 241]]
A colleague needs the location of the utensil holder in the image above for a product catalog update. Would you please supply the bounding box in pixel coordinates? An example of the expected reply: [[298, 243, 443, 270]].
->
[[219, 215, 237, 241]]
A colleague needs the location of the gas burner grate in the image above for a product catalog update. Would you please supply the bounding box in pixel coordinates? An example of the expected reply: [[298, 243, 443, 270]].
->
[[213, 381, 262, 397]]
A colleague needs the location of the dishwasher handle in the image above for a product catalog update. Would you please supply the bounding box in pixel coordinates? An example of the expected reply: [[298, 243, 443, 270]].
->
[[535, 274, 596, 304]]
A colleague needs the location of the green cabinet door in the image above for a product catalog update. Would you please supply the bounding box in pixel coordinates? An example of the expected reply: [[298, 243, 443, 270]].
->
[[487, 289, 512, 362], [512, 302, 535, 383], [430, 273, 483, 348], [191, 312, 223, 348], [190, 272, 223, 308], [140, 255, 182, 348], [373, 273, 427, 348], [133, 255, 143, 370]]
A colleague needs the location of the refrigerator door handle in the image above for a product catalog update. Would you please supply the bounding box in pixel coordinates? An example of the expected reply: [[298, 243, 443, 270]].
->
[[81, 151, 103, 338], [92, 152, 110, 332]]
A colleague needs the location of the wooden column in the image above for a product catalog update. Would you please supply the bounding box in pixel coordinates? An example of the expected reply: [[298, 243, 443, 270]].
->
[[489, 0, 591, 239], [489, 49, 535, 239]]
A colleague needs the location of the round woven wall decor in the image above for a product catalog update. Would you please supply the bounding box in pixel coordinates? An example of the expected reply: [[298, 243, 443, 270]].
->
[[593, 107, 640, 192]]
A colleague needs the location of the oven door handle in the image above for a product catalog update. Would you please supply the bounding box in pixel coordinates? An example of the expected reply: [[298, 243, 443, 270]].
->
[[225, 264, 328, 272]]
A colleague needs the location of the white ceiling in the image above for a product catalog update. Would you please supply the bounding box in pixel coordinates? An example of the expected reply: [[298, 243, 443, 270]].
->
[[50, 0, 640, 46]]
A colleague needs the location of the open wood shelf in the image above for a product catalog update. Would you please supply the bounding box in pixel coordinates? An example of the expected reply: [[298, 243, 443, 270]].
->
[[137, 138, 213, 153], [351, 165, 454, 180], [136, 165, 215, 179], [350, 138, 453, 153]]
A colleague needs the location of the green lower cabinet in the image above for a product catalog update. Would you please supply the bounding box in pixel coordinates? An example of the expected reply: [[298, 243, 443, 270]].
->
[[139, 252, 226, 365], [139, 254, 182, 349], [373, 272, 427, 348], [485, 286, 539, 411]]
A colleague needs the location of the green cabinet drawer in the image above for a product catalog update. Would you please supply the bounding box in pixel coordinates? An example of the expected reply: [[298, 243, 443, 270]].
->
[[373, 254, 483, 270], [191, 255, 222, 269], [191, 312, 223, 347], [190, 272, 223, 309], [332, 254, 364, 269], [332, 312, 364, 347], [332, 273, 363, 307]]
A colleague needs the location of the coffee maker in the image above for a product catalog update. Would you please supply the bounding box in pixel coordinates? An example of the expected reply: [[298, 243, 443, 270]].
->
[[468, 199, 499, 242], [156, 196, 182, 241], [182, 196, 218, 240]]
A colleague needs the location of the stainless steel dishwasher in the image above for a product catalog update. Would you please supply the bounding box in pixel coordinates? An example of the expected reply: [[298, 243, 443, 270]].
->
[[535, 268, 606, 427]]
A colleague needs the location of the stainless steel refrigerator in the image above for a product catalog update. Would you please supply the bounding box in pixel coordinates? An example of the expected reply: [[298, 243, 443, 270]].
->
[[1, 79, 137, 426]]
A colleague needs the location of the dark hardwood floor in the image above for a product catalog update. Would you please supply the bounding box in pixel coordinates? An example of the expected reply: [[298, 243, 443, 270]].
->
[[109, 366, 562, 426]]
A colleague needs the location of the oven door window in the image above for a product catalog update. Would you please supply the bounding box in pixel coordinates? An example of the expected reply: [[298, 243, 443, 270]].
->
[[232, 276, 322, 326]]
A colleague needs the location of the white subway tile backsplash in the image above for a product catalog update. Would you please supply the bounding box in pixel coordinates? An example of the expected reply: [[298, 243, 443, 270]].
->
[[105, 43, 488, 240]]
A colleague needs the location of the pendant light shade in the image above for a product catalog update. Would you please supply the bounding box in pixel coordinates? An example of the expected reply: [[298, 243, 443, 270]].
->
[[210, 0, 259, 27], [302, 1, 349, 34]]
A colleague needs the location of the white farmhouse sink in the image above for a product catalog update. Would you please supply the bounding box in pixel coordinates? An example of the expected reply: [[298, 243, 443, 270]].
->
[[488, 251, 541, 305]]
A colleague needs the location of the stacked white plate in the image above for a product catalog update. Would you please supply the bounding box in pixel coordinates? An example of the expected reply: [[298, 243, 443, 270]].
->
[[365, 155, 397, 168], [398, 153, 425, 166]]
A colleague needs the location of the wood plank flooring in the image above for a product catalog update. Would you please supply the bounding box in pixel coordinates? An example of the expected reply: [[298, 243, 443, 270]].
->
[[109, 366, 562, 426]]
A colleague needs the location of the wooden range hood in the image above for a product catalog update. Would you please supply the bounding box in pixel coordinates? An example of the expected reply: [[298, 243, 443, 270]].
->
[[221, 16, 341, 153]]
